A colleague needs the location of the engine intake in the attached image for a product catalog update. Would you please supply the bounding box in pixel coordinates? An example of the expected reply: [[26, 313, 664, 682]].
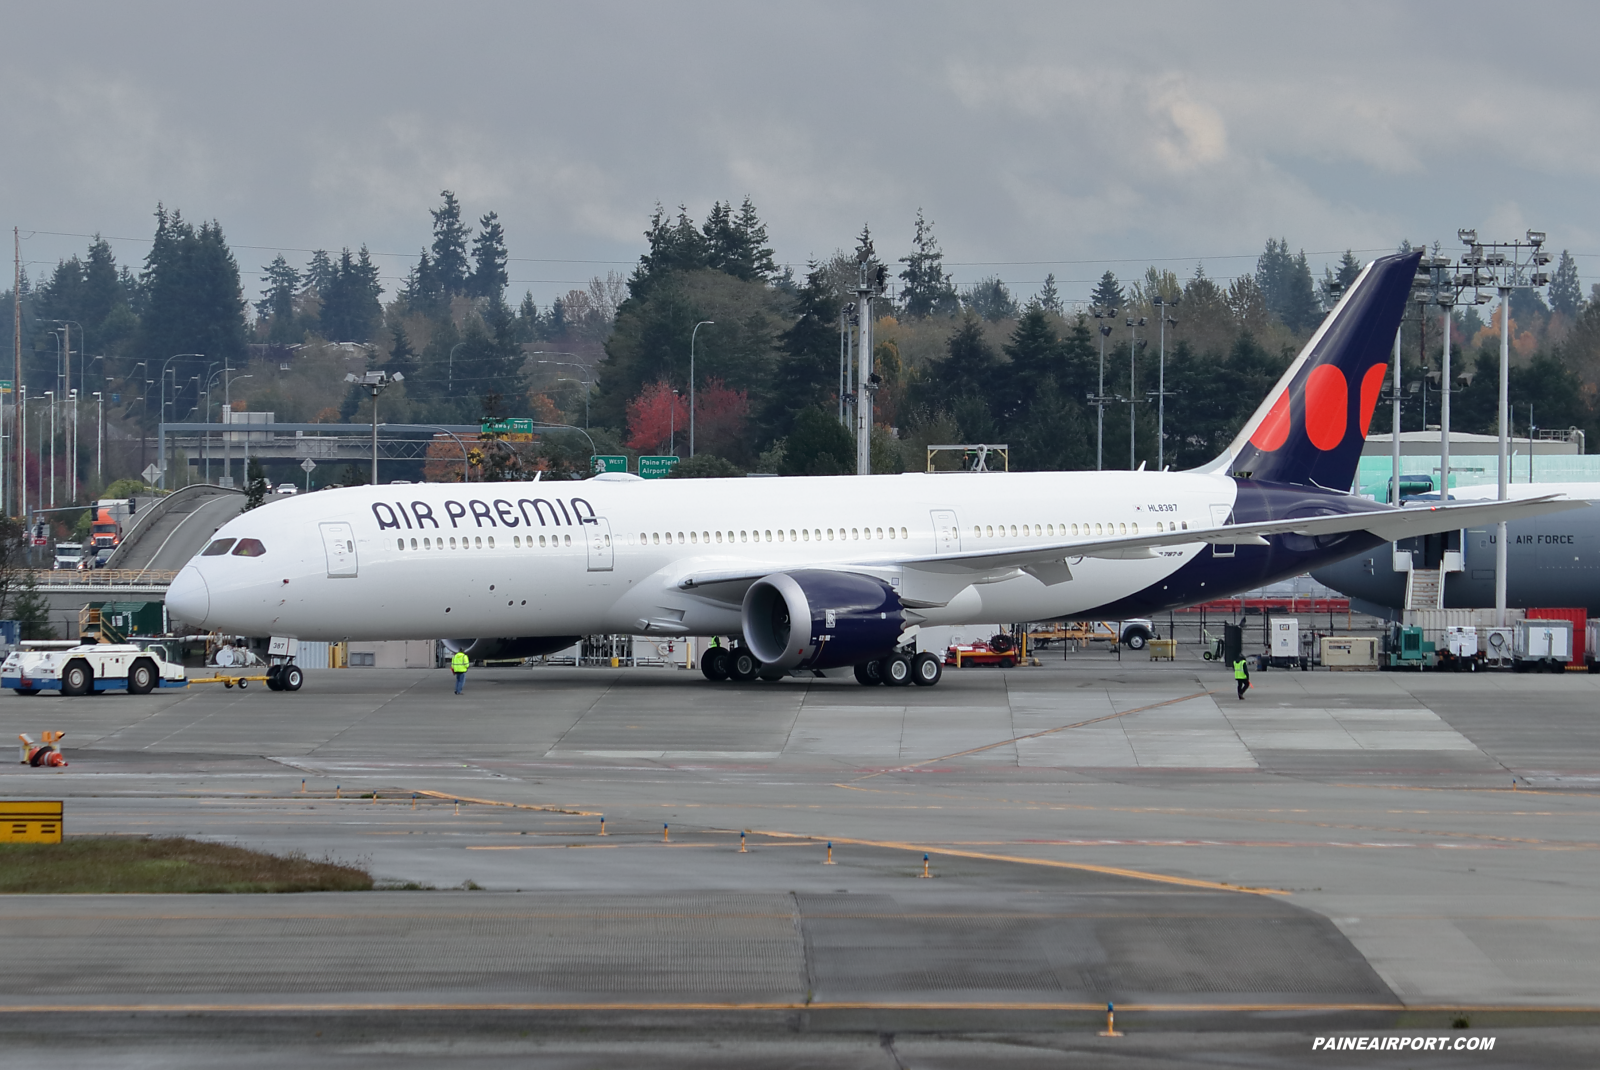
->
[[742, 570, 905, 670]]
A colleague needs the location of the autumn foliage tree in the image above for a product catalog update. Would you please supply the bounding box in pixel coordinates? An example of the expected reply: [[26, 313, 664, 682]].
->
[[625, 381, 689, 453]]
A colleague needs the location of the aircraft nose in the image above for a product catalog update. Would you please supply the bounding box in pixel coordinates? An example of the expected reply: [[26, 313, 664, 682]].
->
[[166, 566, 209, 628]]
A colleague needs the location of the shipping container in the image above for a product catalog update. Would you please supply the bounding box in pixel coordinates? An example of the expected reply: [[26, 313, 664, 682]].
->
[[1524, 608, 1587, 667]]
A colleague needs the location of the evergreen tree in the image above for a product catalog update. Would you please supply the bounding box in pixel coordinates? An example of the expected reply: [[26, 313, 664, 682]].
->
[[764, 261, 843, 440], [1090, 270, 1123, 313], [13, 572, 55, 641], [401, 251, 447, 318], [628, 204, 710, 302], [256, 255, 302, 343], [319, 247, 383, 342], [304, 250, 335, 296], [962, 276, 1019, 322], [389, 321, 419, 377], [468, 211, 509, 299], [898, 209, 958, 319], [514, 292, 543, 342], [133, 206, 248, 389], [1255, 238, 1318, 333], [1318, 249, 1363, 310], [430, 191, 472, 295], [1550, 250, 1583, 318], [1038, 273, 1063, 315], [997, 302, 1060, 423], [243, 457, 269, 511], [733, 197, 777, 281], [780, 405, 854, 475], [1008, 375, 1091, 471]]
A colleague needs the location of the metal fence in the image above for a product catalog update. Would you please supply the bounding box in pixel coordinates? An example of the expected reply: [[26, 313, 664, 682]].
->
[[25, 569, 178, 587]]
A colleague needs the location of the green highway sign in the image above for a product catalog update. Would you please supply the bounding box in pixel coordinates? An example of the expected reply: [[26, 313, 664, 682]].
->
[[481, 417, 535, 435], [590, 455, 628, 475], [638, 455, 679, 479], [0, 381, 11, 394]]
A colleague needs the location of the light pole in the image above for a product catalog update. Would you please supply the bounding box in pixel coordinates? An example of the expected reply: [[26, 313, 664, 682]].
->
[[1126, 317, 1146, 470], [344, 370, 404, 484], [688, 321, 713, 457], [531, 354, 593, 427], [448, 341, 467, 397], [92, 391, 103, 485], [157, 353, 203, 489], [418, 425, 472, 483], [669, 389, 679, 456], [1454, 228, 1550, 625], [552, 378, 591, 428], [1150, 296, 1178, 470], [213, 372, 252, 487], [46, 390, 54, 507]]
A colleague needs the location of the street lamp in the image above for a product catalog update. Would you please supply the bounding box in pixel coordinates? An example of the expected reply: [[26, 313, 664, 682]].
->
[[344, 370, 404, 484], [552, 378, 591, 429], [531, 354, 593, 427], [157, 353, 203, 489], [688, 321, 713, 457], [448, 341, 468, 396]]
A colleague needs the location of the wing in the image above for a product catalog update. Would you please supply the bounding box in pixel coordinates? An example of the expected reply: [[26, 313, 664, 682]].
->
[[675, 495, 1582, 606]]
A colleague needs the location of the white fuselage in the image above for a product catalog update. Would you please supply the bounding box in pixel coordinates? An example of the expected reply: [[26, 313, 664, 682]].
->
[[168, 470, 1241, 641]]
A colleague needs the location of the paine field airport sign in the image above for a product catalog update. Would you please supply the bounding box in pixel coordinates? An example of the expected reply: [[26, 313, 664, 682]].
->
[[638, 455, 679, 479]]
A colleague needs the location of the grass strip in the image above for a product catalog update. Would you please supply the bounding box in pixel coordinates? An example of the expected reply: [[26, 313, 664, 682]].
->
[[0, 836, 372, 894]]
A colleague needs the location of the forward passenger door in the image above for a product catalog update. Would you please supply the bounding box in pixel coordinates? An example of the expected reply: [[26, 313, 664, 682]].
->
[[320, 522, 358, 577]]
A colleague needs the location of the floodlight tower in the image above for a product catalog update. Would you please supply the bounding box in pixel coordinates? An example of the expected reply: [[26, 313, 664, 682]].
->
[[1090, 308, 1117, 471], [1149, 296, 1178, 470], [853, 238, 887, 475], [1125, 317, 1147, 470], [1455, 228, 1551, 624]]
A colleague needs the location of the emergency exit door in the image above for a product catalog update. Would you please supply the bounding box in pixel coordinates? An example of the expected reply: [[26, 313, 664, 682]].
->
[[586, 518, 614, 572], [320, 522, 358, 577]]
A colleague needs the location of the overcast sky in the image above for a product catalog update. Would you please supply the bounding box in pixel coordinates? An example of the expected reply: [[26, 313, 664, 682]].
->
[[5, 2, 1597, 309]]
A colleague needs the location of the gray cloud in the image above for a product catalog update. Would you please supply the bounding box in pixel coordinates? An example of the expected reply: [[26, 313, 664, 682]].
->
[[4, 1, 1596, 307]]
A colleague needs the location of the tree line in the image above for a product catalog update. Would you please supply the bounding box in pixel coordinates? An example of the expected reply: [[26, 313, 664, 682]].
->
[[5, 196, 1599, 497]]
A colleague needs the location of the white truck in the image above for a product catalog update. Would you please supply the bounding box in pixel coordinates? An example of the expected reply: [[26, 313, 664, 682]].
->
[[52, 542, 85, 570], [2, 641, 187, 695]]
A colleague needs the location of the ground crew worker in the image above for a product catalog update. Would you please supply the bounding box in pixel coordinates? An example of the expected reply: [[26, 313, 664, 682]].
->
[[1233, 655, 1250, 700], [451, 649, 469, 694]]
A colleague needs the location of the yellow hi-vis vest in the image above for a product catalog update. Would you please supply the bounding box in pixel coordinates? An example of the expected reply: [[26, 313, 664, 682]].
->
[[451, 651, 469, 673], [1232, 658, 1248, 680]]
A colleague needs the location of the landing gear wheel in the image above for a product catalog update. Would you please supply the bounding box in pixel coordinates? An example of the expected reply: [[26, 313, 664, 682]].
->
[[701, 648, 731, 681], [127, 659, 156, 695], [61, 660, 92, 697], [912, 652, 943, 687], [281, 665, 304, 692], [881, 654, 912, 686], [728, 649, 761, 681], [854, 661, 883, 686], [265, 665, 284, 691]]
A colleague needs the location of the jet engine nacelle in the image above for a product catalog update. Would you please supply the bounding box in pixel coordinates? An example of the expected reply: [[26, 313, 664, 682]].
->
[[742, 570, 905, 671], [441, 636, 580, 661]]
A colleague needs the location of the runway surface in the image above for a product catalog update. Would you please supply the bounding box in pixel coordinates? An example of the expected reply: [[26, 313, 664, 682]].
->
[[3, 655, 1598, 1066]]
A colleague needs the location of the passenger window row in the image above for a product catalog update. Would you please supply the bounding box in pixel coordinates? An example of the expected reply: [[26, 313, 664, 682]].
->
[[635, 526, 911, 547], [395, 533, 580, 551], [971, 519, 1191, 539]]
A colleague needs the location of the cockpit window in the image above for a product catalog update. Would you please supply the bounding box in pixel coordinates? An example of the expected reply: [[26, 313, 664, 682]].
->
[[231, 538, 267, 557], [202, 538, 236, 556]]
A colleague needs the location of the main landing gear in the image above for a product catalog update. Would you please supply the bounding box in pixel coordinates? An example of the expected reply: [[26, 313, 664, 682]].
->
[[700, 642, 943, 687]]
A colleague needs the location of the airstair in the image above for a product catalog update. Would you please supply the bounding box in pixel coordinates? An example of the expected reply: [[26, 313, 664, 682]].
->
[[1405, 568, 1443, 611]]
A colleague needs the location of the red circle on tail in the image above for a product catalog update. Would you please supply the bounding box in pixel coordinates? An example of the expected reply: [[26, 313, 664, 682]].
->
[[1249, 390, 1290, 451], [1304, 364, 1348, 451], [1358, 362, 1387, 436]]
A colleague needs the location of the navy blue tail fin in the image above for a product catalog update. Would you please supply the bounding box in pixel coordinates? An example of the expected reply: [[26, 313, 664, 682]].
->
[[1206, 250, 1421, 489]]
